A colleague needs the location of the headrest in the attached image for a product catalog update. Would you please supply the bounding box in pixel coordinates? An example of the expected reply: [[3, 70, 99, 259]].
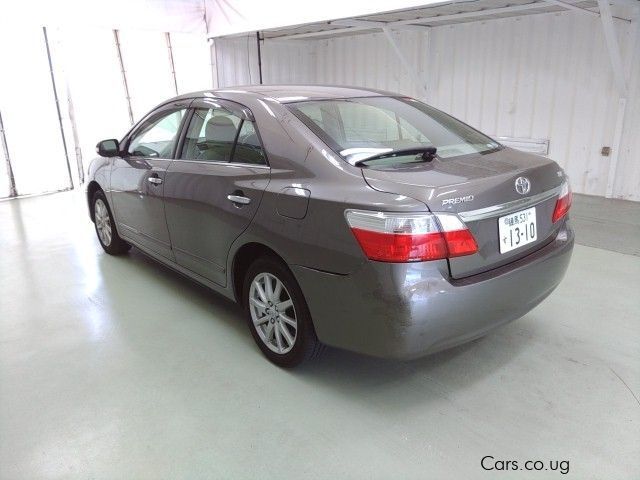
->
[[205, 115, 237, 142]]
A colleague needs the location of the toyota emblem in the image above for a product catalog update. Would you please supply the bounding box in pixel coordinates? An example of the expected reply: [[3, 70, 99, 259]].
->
[[515, 177, 531, 195]]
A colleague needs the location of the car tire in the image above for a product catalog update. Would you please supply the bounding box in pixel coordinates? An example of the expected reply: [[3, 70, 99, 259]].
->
[[243, 256, 323, 368], [92, 190, 131, 255]]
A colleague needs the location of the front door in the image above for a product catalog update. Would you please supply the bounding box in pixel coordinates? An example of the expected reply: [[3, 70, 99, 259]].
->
[[163, 99, 271, 286], [110, 104, 188, 259]]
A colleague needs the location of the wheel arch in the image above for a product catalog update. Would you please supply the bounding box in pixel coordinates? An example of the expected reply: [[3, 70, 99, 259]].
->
[[87, 181, 104, 222], [231, 242, 290, 303]]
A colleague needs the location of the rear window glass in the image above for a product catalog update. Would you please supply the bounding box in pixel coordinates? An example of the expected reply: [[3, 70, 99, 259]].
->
[[288, 97, 500, 166]]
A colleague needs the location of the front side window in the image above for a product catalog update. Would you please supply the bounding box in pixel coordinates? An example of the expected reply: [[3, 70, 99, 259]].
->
[[127, 109, 185, 158], [179, 107, 266, 165], [288, 97, 501, 166]]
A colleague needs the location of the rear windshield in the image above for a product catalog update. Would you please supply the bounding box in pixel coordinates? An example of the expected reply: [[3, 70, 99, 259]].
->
[[287, 96, 501, 166]]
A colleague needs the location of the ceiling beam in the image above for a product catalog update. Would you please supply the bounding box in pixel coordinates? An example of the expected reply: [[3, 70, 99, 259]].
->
[[268, 3, 557, 40], [610, 0, 640, 8], [382, 27, 429, 101], [543, 0, 600, 17], [380, 2, 556, 26], [330, 19, 384, 28], [332, 19, 429, 32], [265, 0, 632, 41], [268, 25, 373, 40]]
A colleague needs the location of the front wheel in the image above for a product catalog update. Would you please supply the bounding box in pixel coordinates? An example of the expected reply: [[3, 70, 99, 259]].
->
[[92, 190, 131, 255], [243, 257, 323, 368]]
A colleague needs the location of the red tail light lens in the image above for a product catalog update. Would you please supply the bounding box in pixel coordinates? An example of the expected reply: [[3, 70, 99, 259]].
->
[[552, 181, 572, 223], [345, 210, 477, 262], [349, 229, 448, 262], [442, 230, 478, 257]]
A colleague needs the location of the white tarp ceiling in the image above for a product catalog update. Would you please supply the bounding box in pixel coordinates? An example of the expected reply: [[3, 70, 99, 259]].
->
[[205, 0, 448, 37], [0, 0, 206, 33]]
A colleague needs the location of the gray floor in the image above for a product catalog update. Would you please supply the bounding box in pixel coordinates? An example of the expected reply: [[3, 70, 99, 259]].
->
[[571, 193, 640, 256], [1, 191, 639, 479]]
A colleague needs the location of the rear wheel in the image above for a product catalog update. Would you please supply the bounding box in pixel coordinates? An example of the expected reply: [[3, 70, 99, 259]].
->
[[243, 256, 322, 367], [92, 190, 131, 255]]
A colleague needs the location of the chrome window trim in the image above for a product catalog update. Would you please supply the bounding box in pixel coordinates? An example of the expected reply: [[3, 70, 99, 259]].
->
[[458, 185, 561, 222], [170, 158, 271, 169]]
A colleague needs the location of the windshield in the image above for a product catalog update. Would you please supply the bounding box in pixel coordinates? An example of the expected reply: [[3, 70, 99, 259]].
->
[[287, 97, 501, 166]]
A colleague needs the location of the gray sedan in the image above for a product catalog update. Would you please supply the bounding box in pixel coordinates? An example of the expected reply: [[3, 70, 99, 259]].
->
[[87, 85, 574, 367]]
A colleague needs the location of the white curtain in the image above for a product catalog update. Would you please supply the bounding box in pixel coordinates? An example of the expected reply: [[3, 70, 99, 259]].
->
[[0, 25, 71, 196], [0, 1, 211, 198], [3, 0, 206, 34]]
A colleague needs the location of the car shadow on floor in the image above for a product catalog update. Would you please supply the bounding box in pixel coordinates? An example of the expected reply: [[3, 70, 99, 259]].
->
[[97, 248, 250, 340], [100, 246, 538, 408]]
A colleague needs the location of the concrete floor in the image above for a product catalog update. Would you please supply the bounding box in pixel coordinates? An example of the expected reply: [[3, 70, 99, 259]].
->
[[0, 191, 639, 479], [571, 193, 640, 256]]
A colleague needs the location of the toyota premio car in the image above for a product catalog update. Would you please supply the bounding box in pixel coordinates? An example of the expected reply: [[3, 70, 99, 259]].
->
[[87, 85, 574, 367]]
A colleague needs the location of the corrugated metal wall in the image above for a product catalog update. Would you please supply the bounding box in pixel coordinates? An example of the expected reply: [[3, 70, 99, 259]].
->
[[616, 24, 640, 202], [214, 10, 639, 200], [214, 36, 317, 86]]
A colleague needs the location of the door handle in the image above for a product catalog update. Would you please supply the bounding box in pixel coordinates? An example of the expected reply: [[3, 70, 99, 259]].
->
[[227, 194, 251, 205], [148, 176, 163, 185]]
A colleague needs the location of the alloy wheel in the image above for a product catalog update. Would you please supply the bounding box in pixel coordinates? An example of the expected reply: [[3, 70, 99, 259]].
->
[[249, 272, 297, 354], [94, 199, 112, 247]]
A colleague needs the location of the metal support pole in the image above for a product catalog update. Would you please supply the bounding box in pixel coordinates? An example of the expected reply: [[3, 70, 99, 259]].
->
[[165, 32, 179, 95], [0, 110, 17, 197], [210, 38, 219, 89], [606, 97, 627, 197], [598, 0, 633, 197], [43, 26, 74, 190], [113, 29, 135, 125], [66, 86, 84, 184], [256, 31, 263, 84], [382, 27, 429, 101], [597, 0, 628, 97]]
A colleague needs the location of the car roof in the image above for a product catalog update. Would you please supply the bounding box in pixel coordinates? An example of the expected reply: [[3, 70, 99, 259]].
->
[[172, 84, 401, 104]]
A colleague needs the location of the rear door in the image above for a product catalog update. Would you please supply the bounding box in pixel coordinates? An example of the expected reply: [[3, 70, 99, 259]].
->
[[163, 98, 270, 286], [110, 102, 189, 259]]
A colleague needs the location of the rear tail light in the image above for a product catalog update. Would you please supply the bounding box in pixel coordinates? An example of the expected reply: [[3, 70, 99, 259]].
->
[[345, 210, 477, 262], [552, 181, 572, 223]]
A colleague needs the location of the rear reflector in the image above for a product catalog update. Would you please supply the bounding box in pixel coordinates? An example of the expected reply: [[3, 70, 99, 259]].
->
[[552, 181, 572, 223], [345, 210, 477, 262]]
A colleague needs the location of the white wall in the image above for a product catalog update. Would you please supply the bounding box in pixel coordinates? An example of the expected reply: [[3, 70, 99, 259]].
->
[[214, 11, 640, 201], [616, 27, 640, 202]]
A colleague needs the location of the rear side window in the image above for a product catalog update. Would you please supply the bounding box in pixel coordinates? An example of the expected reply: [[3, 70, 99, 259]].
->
[[179, 107, 266, 165], [180, 108, 241, 162], [233, 121, 266, 165]]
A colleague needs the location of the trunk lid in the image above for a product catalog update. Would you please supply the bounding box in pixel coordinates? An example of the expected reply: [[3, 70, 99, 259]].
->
[[361, 147, 566, 278]]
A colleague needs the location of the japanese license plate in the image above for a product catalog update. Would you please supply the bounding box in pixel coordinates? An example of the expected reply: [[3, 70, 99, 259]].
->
[[498, 207, 537, 254]]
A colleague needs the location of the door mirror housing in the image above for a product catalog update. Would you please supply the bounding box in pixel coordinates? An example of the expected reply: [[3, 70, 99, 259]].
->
[[96, 139, 120, 157]]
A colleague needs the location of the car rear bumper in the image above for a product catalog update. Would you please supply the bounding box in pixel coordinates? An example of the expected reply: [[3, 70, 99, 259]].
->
[[291, 220, 574, 360]]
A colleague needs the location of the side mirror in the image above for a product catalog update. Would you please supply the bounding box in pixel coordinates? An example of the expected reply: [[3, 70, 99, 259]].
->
[[96, 139, 120, 157]]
